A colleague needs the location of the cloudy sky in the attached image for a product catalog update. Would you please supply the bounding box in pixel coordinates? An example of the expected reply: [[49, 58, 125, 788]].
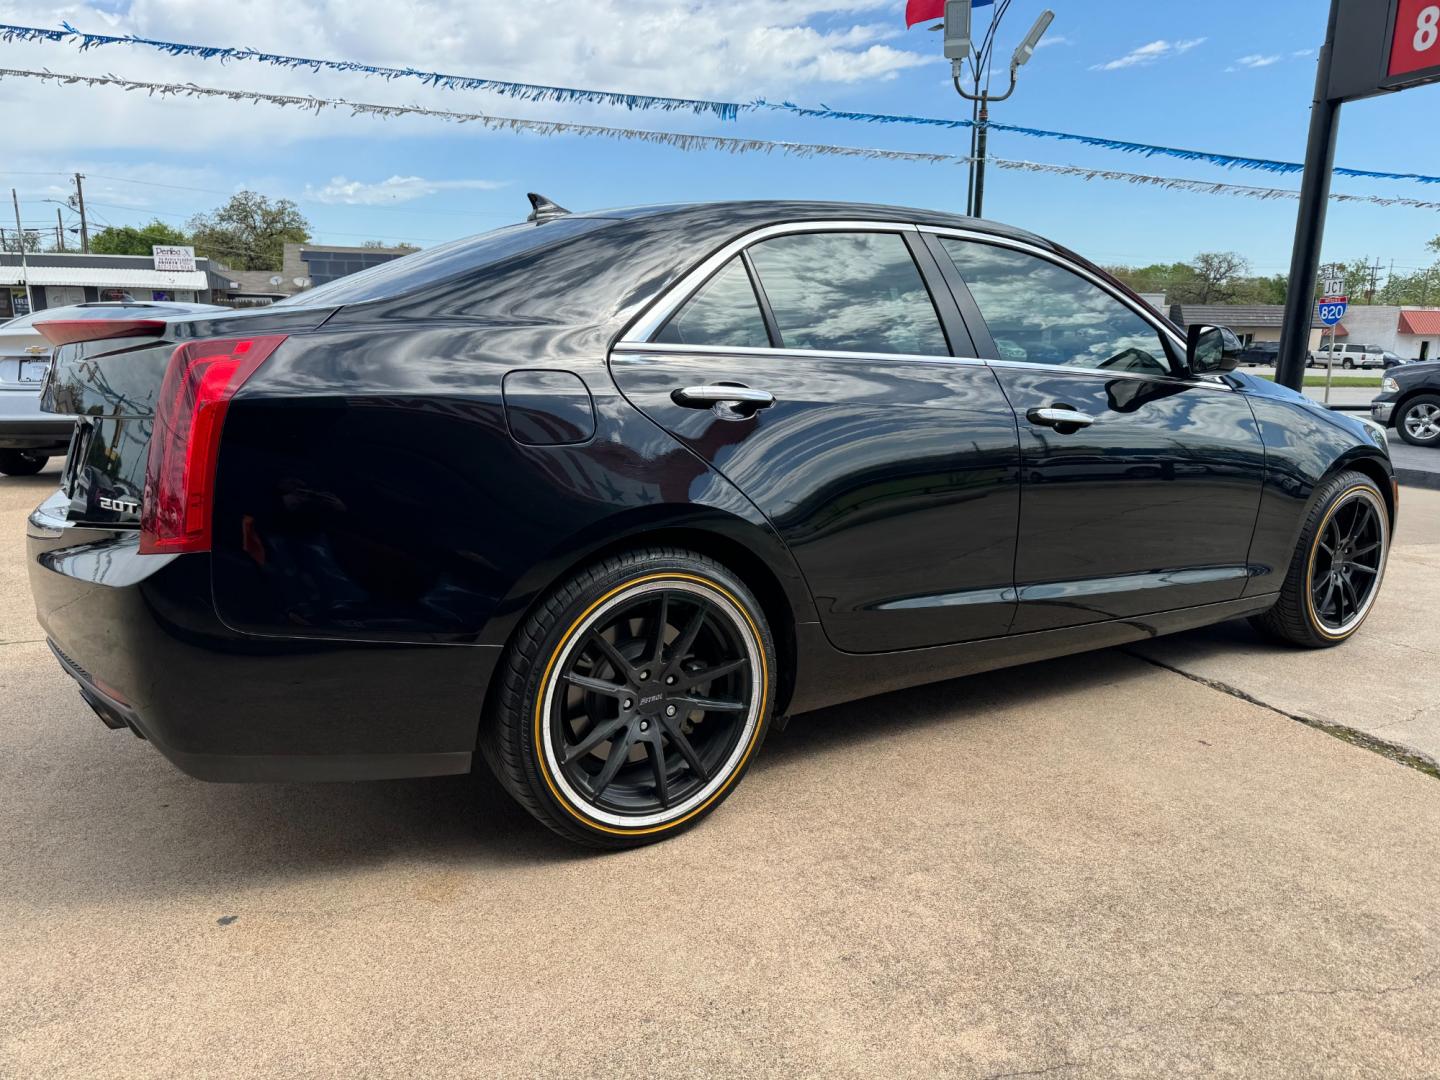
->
[[3, 0, 1439, 276]]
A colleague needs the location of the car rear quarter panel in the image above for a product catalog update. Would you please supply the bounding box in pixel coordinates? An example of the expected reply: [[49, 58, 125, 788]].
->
[[211, 320, 816, 651]]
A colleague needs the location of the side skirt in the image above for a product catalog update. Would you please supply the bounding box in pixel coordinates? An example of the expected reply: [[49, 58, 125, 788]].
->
[[785, 593, 1279, 717]]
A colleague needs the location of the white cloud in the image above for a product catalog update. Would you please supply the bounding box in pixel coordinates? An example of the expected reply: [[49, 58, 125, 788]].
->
[[1234, 53, 1281, 68], [306, 175, 509, 205], [1091, 37, 1207, 71], [0, 0, 930, 155], [1292, 48, 1316, 58], [1035, 34, 1071, 49]]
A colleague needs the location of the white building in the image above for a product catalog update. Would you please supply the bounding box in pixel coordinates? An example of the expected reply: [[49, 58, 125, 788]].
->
[[1329, 305, 1440, 362]]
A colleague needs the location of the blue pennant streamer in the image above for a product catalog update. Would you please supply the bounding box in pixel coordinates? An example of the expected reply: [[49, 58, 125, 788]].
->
[[0, 21, 741, 119], [753, 102, 1440, 186], [4, 20, 1440, 187]]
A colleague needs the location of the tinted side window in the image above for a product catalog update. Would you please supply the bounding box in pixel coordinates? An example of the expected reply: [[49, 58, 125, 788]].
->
[[654, 257, 770, 348], [747, 232, 949, 356], [940, 239, 1171, 376]]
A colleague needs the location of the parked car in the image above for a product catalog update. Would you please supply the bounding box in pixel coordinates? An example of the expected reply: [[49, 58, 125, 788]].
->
[[1316, 342, 1388, 369], [1374, 360, 1440, 447], [1380, 351, 1407, 369], [1236, 340, 1280, 367], [27, 199, 1395, 848], [0, 301, 223, 476]]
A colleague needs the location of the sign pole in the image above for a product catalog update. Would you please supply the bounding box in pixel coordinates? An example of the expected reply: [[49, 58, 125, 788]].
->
[[1323, 323, 1336, 405], [1277, 0, 1342, 393]]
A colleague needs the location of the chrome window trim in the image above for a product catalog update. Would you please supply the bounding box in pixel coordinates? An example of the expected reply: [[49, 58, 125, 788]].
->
[[611, 340, 987, 368], [619, 220, 923, 345], [616, 217, 1233, 393]]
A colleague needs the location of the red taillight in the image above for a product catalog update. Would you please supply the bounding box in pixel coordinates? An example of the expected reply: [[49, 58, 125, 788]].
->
[[139, 335, 287, 555], [34, 319, 166, 346]]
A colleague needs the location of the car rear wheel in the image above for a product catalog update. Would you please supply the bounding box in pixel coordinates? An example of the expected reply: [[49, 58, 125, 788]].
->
[[0, 450, 48, 477], [482, 547, 776, 848], [1397, 395, 1440, 447], [1341, 357, 1354, 369], [1250, 470, 1389, 648]]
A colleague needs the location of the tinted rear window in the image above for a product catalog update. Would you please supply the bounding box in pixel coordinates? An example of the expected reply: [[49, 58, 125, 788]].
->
[[275, 217, 615, 307]]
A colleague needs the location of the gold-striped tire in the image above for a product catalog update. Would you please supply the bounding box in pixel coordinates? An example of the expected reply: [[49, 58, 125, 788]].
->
[[481, 547, 776, 848], [1250, 470, 1390, 648]]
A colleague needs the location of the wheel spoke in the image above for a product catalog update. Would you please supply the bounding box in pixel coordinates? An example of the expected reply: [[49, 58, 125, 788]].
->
[[1340, 576, 1362, 611], [660, 716, 710, 782], [564, 673, 628, 697], [645, 738, 670, 808], [1316, 578, 1336, 618], [676, 656, 748, 689], [673, 694, 746, 712], [591, 725, 636, 798], [666, 605, 707, 671], [1347, 563, 1377, 576], [563, 716, 627, 764], [587, 630, 635, 682], [1349, 540, 1381, 558], [649, 593, 670, 666]]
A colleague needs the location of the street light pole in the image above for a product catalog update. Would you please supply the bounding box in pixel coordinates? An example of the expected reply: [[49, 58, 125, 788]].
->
[[947, 1, 1053, 218]]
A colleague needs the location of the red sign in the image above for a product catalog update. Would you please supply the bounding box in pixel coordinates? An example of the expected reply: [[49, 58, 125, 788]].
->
[[1390, 0, 1440, 77]]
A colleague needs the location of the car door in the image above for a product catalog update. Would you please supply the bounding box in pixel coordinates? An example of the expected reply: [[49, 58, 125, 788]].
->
[[610, 224, 1021, 653], [925, 230, 1266, 634]]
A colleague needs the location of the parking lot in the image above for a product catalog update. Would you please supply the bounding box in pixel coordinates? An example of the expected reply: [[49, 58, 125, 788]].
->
[[3, 462, 1440, 1078]]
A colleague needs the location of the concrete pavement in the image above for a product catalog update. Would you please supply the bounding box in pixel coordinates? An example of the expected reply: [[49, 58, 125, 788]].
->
[[3, 463, 1440, 1079]]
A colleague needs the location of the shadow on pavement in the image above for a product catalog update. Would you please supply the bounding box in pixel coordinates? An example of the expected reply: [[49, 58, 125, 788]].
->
[[10, 612, 1274, 908]]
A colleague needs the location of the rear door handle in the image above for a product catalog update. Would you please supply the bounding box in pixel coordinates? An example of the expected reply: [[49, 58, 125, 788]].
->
[[672, 385, 776, 412], [1026, 406, 1095, 429]]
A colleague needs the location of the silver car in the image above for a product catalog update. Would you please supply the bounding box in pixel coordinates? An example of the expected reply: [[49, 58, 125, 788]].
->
[[0, 301, 224, 476]]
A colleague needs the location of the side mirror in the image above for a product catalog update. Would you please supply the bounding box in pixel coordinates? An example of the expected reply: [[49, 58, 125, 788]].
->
[[1186, 324, 1242, 375]]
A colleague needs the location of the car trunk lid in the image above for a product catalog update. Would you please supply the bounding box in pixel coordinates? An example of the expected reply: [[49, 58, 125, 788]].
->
[[41, 304, 336, 529]]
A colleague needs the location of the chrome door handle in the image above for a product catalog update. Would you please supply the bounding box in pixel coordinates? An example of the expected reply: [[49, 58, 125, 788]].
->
[[672, 385, 776, 411], [1026, 406, 1095, 429]]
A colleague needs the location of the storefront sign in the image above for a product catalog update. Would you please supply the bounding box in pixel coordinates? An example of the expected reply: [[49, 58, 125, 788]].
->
[[152, 245, 196, 272]]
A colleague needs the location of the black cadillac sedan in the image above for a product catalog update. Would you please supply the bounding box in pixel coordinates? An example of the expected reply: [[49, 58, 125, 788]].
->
[[28, 198, 1395, 847]]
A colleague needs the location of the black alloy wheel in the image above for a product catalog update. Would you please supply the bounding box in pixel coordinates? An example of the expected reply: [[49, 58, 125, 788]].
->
[[484, 548, 775, 848], [1251, 470, 1389, 648], [1308, 492, 1385, 633], [549, 585, 754, 820]]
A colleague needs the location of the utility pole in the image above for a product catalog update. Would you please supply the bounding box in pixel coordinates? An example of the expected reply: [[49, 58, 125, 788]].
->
[[1364, 257, 1382, 303], [73, 173, 89, 253], [12, 189, 33, 314], [56, 208, 65, 252]]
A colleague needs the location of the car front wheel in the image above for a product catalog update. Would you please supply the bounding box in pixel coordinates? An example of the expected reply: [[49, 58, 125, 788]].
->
[[1250, 470, 1389, 648], [483, 547, 776, 848], [1397, 395, 1440, 447], [0, 450, 48, 477]]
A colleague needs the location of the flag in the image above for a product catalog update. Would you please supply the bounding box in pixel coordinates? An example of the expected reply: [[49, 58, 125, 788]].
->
[[905, 0, 994, 28]]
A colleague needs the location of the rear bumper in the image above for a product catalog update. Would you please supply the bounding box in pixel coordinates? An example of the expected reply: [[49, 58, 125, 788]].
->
[[0, 392, 73, 450], [28, 490, 497, 782]]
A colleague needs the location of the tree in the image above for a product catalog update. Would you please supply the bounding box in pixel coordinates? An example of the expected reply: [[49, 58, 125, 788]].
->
[[188, 191, 310, 271], [1, 228, 42, 254], [1178, 252, 1251, 304], [360, 239, 417, 251], [90, 220, 192, 256]]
